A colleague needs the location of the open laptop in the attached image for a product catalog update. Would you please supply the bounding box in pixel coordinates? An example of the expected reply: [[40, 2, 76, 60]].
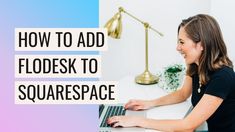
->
[[99, 104, 146, 132]]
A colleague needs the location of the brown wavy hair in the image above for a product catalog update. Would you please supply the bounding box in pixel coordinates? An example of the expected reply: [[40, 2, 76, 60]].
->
[[178, 14, 233, 84]]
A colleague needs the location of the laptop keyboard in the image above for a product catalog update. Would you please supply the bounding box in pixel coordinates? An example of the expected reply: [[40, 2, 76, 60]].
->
[[99, 104, 105, 118], [100, 105, 126, 127]]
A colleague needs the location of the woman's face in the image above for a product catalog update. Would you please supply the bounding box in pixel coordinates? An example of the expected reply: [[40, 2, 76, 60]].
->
[[176, 27, 203, 65]]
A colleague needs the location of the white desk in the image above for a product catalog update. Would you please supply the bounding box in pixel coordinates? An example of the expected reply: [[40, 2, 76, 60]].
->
[[117, 76, 192, 132]]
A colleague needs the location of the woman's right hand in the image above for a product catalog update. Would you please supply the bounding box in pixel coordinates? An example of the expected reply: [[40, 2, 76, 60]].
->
[[124, 99, 155, 111]]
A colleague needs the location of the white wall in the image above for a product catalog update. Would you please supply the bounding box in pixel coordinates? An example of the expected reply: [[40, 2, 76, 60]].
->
[[211, 1, 235, 64], [99, 0, 211, 80]]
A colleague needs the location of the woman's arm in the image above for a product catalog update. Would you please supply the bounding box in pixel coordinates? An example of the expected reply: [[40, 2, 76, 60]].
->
[[125, 76, 193, 110], [152, 75, 193, 106], [139, 94, 223, 131], [108, 94, 223, 132]]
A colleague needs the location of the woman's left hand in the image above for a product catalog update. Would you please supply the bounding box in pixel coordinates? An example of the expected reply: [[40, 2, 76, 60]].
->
[[107, 116, 143, 128]]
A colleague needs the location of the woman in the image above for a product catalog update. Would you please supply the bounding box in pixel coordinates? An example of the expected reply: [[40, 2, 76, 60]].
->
[[107, 14, 235, 132]]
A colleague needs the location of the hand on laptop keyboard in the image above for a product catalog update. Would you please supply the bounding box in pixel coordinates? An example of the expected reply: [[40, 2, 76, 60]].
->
[[100, 105, 126, 127], [107, 115, 143, 128], [124, 99, 154, 111], [108, 121, 122, 128]]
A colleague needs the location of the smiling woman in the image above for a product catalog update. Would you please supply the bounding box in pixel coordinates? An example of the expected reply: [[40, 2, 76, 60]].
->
[[177, 28, 203, 66], [107, 14, 235, 132]]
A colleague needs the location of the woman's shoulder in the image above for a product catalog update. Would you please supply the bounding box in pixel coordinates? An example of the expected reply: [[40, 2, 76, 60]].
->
[[211, 66, 235, 80]]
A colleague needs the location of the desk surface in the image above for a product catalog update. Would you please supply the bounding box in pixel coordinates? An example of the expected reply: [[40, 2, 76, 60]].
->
[[117, 76, 192, 132]]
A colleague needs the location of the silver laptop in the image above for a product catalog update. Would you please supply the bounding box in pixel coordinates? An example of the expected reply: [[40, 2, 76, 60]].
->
[[99, 104, 146, 132]]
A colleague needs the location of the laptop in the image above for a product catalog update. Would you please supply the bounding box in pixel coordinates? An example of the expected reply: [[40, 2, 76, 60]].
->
[[99, 104, 146, 132]]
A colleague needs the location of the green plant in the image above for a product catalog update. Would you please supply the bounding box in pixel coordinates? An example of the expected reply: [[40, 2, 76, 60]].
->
[[166, 64, 183, 73], [158, 64, 185, 92]]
